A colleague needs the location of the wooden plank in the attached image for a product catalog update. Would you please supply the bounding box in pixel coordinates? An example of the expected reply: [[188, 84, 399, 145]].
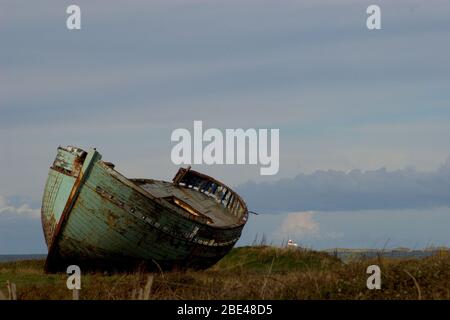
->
[[73, 289, 80, 300], [6, 281, 17, 300], [143, 275, 153, 300]]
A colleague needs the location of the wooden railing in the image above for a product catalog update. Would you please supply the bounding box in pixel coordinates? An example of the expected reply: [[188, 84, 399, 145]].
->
[[172, 167, 248, 224]]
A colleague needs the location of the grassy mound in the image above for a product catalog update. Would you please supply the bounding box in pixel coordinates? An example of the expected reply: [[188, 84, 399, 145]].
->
[[213, 246, 341, 272]]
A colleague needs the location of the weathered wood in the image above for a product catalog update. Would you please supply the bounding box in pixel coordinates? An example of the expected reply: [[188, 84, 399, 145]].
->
[[11, 283, 17, 300], [72, 289, 80, 300], [6, 281, 17, 300], [143, 275, 154, 300], [137, 288, 143, 300], [132, 275, 154, 300], [6, 281, 10, 299], [42, 146, 248, 273]]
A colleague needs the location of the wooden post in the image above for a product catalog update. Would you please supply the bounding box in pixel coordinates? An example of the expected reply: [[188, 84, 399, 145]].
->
[[6, 281, 11, 299], [66, 265, 81, 300], [133, 275, 154, 300], [73, 289, 80, 300], [11, 283, 17, 300], [143, 275, 153, 300], [6, 281, 17, 300]]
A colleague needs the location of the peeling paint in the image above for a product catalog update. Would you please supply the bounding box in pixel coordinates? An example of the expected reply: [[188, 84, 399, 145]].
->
[[41, 146, 248, 273]]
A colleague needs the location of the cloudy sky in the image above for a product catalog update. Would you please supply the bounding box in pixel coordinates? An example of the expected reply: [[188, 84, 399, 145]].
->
[[1, 0, 450, 253]]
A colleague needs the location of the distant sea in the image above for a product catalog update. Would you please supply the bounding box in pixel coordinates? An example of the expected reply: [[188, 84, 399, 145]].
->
[[323, 248, 448, 262], [0, 254, 46, 262]]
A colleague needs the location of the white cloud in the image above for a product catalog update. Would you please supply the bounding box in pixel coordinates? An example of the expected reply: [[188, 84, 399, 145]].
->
[[0, 195, 40, 219], [277, 211, 319, 238]]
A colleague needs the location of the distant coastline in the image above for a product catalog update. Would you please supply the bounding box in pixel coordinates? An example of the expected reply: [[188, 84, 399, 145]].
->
[[0, 254, 46, 262], [323, 247, 449, 262]]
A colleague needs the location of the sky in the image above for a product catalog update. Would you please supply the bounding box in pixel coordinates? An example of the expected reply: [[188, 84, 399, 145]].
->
[[1, 0, 450, 253]]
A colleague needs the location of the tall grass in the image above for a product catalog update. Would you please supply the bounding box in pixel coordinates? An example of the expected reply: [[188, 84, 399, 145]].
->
[[0, 247, 449, 300]]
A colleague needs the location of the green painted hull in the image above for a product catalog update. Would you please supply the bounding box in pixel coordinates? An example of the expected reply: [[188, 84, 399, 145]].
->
[[41, 146, 248, 273]]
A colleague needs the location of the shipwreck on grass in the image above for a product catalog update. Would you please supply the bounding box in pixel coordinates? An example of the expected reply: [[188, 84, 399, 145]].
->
[[41, 146, 248, 273]]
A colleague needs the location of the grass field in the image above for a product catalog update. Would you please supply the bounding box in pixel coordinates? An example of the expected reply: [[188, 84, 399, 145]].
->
[[1, 246, 449, 300]]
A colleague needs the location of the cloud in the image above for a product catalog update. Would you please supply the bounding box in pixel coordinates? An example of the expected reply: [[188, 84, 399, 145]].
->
[[250, 206, 450, 249], [270, 211, 344, 244], [278, 211, 319, 237], [0, 195, 40, 219], [237, 157, 450, 213], [0, 195, 45, 254]]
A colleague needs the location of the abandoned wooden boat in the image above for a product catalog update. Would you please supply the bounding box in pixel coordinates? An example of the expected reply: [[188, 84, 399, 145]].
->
[[41, 146, 248, 273]]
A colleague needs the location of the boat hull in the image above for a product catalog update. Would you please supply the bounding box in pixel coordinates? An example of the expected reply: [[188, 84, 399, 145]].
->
[[42, 147, 246, 273]]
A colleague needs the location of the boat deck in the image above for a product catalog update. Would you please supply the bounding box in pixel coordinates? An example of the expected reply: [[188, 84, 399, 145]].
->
[[138, 180, 239, 227]]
